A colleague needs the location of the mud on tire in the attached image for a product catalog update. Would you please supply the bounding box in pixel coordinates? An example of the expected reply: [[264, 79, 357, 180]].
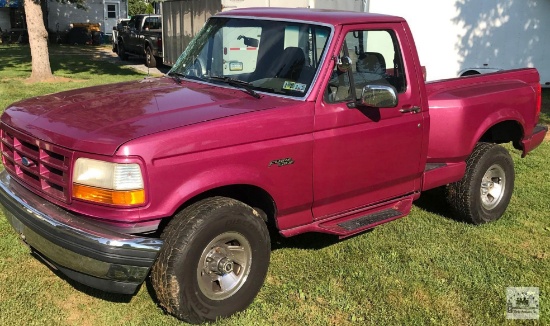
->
[[151, 197, 271, 324]]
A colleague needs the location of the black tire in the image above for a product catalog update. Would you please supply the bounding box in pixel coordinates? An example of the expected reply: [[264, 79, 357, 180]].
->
[[447, 143, 514, 224], [145, 47, 157, 68], [118, 42, 128, 60], [151, 197, 271, 324]]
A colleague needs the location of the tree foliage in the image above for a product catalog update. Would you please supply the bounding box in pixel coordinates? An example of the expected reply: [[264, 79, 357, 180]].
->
[[48, 0, 88, 10], [129, 0, 148, 16], [146, 3, 154, 14]]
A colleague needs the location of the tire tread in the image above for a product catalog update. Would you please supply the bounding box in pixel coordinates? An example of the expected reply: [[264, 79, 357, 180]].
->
[[447, 142, 514, 224], [151, 197, 270, 323]]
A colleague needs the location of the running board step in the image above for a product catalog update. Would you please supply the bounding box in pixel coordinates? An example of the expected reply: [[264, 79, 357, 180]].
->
[[337, 209, 402, 231], [317, 197, 413, 238]]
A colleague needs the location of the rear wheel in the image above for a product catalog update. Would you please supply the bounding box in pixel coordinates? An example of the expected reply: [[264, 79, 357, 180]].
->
[[145, 47, 157, 68], [447, 143, 514, 224], [151, 197, 271, 323], [461, 70, 480, 77]]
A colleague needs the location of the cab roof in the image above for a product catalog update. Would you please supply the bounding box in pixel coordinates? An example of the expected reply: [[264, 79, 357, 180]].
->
[[216, 7, 405, 26]]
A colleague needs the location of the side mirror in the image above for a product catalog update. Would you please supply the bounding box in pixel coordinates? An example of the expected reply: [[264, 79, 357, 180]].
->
[[237, 35, 259, 48], [337, 56, 352, 72], [113, 26, 117, 31], [360, 85, 398, 108]]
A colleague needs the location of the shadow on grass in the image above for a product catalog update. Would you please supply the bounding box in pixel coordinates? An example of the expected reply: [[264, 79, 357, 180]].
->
[[413, 187, 459, 221], [30, 251, 134, 303], [0, 44, 145, 77], [270, 189, 465, 253], [270, 229, 342, 251], [27, 190, 457, 307]]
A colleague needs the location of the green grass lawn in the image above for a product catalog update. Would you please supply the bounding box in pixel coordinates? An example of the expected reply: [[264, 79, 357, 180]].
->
[[0, 45, 548, 325], [0, 44, 149, 111]]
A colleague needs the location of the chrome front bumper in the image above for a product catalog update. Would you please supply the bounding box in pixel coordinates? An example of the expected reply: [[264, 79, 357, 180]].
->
[[0, 170, 163, 294]]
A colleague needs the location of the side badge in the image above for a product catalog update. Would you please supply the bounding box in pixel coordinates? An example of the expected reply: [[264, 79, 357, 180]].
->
[[268, 158, 294, 167]]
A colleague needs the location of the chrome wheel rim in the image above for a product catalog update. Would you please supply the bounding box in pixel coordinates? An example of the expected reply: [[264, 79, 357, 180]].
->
[[480, 164, 506, 210], [197, 231, 252, 300]]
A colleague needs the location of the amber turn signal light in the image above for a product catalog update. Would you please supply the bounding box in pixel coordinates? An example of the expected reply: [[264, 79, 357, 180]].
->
[[72, 184, 145, 206]]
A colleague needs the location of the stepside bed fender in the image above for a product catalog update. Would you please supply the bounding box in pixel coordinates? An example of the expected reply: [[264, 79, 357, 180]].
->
[[469, 108, 526, 152]]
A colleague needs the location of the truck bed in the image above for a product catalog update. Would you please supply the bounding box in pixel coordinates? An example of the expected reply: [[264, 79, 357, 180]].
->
[[425, 68, 540, 163]]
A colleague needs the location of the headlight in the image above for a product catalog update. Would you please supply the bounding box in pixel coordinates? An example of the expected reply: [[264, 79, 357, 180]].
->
[[72, 158, 145, 206]]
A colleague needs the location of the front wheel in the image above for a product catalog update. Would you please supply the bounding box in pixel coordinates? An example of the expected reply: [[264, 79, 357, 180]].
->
[[151, 197, 271, 324], [447, 143, 515, 224]]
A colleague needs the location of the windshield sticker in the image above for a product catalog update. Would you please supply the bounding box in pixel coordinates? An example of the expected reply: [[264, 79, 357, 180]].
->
[[282, 81, 307, 93]]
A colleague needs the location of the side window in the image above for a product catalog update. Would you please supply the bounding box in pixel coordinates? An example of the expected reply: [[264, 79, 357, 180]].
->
[[326, 30, 407, 103], [144, 17, 161, 30]]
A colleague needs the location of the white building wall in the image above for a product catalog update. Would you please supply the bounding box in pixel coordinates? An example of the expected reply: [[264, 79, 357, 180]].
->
[[368, 0, 550, 84], [47, 0, 128, 34], [369, 1, 462, 81]]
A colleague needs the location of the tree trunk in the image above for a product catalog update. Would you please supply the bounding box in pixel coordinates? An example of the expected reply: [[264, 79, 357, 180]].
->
[[24, 0, 53, 82]]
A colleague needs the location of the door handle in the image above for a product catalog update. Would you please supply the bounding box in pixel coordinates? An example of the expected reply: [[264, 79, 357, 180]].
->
[[399, 106, 421, 114]]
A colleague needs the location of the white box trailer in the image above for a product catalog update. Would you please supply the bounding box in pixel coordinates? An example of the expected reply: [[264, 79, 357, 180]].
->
[[367, 0, 550, 85], [161, 0, 365, 66]]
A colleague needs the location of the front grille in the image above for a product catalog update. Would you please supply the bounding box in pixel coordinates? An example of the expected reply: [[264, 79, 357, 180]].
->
[[0, 124, 72, 202]]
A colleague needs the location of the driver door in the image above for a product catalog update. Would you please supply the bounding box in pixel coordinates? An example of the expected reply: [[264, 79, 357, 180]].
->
[[312, 25, 426, 219]]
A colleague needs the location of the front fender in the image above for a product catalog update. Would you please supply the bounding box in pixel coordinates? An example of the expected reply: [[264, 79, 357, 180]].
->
[[169, 164, 276, 212]]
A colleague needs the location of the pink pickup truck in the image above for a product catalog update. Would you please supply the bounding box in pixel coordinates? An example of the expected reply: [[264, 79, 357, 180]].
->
[[0, 8, 546, 323]]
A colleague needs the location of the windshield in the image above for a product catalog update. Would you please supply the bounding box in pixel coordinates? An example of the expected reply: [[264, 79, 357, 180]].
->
[[169, 17, 332, 98]]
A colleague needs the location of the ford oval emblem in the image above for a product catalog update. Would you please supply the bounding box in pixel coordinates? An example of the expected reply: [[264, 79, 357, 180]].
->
[[21, 157, 33, 167]]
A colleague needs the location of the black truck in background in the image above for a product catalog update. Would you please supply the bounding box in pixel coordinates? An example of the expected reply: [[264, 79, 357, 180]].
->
[[116, 14, 163, 68]]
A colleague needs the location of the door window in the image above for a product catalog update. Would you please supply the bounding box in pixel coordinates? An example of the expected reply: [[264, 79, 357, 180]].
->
[[326, 30, 407, 103], [107, 4, 117, 19]]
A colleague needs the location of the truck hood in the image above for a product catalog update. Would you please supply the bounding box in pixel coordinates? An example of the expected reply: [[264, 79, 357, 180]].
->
[[1, 77, 285, 156]]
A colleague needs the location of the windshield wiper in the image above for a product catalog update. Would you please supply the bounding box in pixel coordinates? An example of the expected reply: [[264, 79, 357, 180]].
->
[[206, 75, 261, 99], [167, 71, 185, 84], [168, 71, 205, 85]]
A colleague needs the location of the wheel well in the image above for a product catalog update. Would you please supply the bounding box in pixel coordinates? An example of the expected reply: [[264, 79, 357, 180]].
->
[[160, 185, 277, 232], [479, 120, 524, 150], [460, 70, 480, 77]]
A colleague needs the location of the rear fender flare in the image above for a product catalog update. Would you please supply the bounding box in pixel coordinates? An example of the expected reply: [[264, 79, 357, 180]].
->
[[469, 109, 525, 153]]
